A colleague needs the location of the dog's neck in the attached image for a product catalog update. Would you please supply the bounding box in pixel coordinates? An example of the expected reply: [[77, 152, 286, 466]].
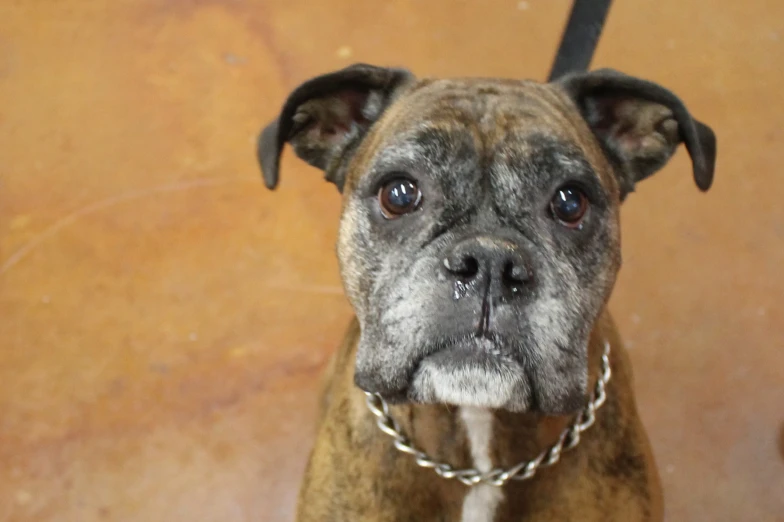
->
[[365, 326, 609, 521], [385, 328, 606, 473]]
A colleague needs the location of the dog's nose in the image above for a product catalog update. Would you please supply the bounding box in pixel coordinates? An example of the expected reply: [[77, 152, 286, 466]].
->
[[443, 236, 532, 299]]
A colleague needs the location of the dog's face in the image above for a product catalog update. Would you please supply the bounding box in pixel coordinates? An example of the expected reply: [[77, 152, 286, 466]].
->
[[337, 80, 623, 413], [259, 65, 715, 414]]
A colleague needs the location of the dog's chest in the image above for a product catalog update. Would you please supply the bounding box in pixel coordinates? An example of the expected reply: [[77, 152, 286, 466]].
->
[[459, 407, 504, 522]]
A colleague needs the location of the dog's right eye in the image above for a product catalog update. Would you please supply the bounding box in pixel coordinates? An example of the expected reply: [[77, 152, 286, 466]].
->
[[378, 178, 422, 219]]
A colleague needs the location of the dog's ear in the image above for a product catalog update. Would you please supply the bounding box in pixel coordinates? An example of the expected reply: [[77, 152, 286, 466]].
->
[[558, 69, 716, 199], [257, 63, 414, 192]]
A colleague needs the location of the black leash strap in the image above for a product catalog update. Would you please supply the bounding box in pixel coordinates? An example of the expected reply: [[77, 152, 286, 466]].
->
[[548, 0, 613, 81]]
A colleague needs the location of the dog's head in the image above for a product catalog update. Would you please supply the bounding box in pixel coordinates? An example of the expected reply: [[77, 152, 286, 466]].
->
[[258, 64, 716, 414]]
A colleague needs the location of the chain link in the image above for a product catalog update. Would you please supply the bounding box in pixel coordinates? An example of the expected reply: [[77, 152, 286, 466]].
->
[[364, 339, 612, 487]]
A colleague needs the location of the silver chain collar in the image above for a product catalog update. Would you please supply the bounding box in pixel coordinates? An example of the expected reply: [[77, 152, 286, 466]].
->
[[364, 339, 612, 487]]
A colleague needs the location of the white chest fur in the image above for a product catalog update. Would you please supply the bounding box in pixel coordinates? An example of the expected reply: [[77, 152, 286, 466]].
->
[[459, 407, 504, 522]]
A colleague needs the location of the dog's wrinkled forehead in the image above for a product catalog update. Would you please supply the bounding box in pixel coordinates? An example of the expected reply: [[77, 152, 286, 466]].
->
[[343, 78, 616, 195]]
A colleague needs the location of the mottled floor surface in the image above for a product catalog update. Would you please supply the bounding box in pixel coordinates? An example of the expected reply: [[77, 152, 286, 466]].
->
[[1, 1, 782, 520]]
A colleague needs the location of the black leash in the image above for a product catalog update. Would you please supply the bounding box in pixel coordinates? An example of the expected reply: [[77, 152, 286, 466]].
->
[[548, 0, 614, 81]]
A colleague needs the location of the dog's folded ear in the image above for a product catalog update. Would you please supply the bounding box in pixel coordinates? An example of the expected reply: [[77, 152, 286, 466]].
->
[[558, 69, 716, 198], [257, 63, 414, 192]]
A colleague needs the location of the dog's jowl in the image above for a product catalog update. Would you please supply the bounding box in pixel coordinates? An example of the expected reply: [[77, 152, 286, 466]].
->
[[258, 64, 716, 521]]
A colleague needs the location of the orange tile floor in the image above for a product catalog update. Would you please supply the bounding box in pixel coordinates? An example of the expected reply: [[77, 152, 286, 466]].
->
[[1, 1, 782, 520]]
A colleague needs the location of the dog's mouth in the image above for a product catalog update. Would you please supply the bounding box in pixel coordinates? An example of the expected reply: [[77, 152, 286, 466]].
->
[[418, 335, 521, 368], [355, 293, 592, 413], [380, 330, 587, 414], [413, 332, 522, 367], [401, 334, 531, 411]]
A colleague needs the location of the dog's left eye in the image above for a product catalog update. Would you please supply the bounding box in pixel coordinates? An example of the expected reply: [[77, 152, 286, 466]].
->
[[550, 185, 588, 228], [378, 178, 422, 219]]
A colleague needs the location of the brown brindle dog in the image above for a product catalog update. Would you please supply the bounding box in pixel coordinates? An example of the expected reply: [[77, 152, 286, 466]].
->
[[258, 64, 716, 521]]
